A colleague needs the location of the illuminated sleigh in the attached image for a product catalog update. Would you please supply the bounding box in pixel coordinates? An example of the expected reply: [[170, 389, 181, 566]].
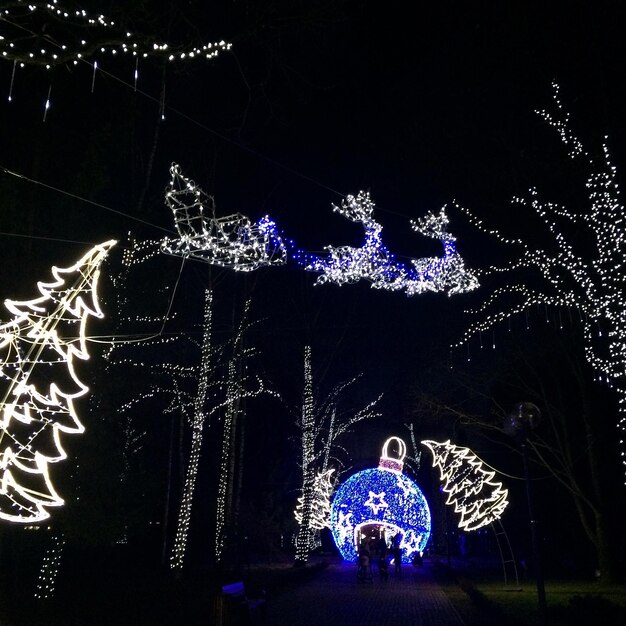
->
[[161, 163, 286, 271]]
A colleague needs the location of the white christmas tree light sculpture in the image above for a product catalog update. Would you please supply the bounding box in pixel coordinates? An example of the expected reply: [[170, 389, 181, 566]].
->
[[161, 163, 287, 271], [422, 439, 509, 532], [295, 468, 335, 530], [296, 191, 478, 297], [454, 82, 626, 484], [0, 240, 116, 522]]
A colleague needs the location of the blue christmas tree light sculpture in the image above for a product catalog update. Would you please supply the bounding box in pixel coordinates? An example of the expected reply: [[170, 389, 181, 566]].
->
[[330, 437, 431, 563]]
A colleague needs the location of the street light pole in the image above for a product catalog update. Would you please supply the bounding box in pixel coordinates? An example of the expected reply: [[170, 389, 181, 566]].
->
[[505, 402, 547, 624], [520, 439, 547, 621]]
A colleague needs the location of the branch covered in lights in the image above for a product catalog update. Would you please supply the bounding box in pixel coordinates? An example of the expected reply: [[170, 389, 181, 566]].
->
[[161, 163, 288, 271], [422, 439, 509, 532], [0, 0, 231, 69], [453, 82, 626, 483], [294, 191, 479, 297], [0, 240, 116, 522]]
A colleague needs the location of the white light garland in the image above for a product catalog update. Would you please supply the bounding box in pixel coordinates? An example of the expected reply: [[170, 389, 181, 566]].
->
[[422, 439, 509, 532], [0, 240, 116, 522], [453, 82, 626, 484], [161, 163, 287, 271], [0, 0, 231, 69], [295, 191, 479, 297], [34, 531, 65, 599]]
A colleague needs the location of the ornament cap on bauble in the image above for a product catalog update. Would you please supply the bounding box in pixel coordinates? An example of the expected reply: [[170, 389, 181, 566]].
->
[[379, 436, 406, 473]]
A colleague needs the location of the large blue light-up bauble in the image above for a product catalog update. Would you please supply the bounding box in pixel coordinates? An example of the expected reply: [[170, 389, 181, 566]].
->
[[330, 437, 431, 563]]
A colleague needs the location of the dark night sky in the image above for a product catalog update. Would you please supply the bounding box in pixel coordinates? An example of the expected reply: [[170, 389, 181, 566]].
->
[[1, 0, 626, 562]]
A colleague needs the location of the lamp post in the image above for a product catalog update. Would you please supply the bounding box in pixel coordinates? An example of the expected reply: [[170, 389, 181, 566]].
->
[[504, 402, 547, 623]]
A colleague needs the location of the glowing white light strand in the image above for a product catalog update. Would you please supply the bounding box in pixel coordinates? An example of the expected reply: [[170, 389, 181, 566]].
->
[[34, 532, 65, 599], [0, 240, 116, 522], [422, 439, 509, 532], [0, 0, 232, 68], [214, 310, 277, 562], [453, 82, 626, 483], [161, 163, 287, 271], [295, 191, 478, 297], [294, 345, 316, 563], [170, 289, 214, 572]]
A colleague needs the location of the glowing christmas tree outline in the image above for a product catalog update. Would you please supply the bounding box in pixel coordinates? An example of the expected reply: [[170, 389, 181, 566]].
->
[[294, 468, 335, 530], [0, 240, 116, 522], [422, 439, 509, 532]]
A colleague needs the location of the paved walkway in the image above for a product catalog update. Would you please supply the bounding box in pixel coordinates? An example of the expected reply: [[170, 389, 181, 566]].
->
[[263, 559, 466, 626]]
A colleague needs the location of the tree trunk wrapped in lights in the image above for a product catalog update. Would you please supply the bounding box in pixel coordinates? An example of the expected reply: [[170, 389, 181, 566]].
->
[[455, 82, 626, 486], [294, 346, 316, 565], [294, 346, 382, 566]]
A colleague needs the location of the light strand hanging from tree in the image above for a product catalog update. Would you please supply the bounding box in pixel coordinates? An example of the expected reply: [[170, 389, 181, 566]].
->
[[0, 240, 116, 522], [33, 531, 65, 599], [161, 163, 288, 271], [422, 439, 509, 532], [0, 0, 231, 70], [452, 82, 626, 484], [294, 191, 479, 297]]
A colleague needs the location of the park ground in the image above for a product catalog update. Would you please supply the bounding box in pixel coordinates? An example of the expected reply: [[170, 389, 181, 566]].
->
[[1, 547, 625, 625]]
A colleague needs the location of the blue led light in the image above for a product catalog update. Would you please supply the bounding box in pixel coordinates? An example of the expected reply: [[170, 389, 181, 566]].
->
[[330, 461, 431, 563]]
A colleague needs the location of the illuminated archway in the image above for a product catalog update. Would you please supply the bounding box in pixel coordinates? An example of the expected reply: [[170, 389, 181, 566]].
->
[[330, 437, 431, 563]]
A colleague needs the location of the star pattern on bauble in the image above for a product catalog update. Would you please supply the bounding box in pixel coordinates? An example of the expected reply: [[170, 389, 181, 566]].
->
[[364, 491, 388, 515], [400, 529, 422, 555]]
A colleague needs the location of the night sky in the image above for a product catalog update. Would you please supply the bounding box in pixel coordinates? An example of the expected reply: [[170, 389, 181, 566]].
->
[[1, 1, 626, 570]]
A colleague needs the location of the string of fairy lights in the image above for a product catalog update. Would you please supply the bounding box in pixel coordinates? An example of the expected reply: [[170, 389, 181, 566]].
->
[[0, 0, 231, 70], [33, 531, 65, 599], [453, 82, 626, 484], [0, 240, 115, 523]]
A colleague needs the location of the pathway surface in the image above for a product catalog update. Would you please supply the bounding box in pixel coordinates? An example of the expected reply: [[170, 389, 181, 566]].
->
[[263, 558, 466, 626]]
